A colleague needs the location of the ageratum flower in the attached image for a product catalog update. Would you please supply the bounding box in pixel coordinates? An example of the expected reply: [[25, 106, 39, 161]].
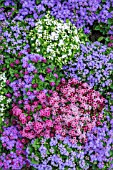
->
[[62, 42, 113, 93]]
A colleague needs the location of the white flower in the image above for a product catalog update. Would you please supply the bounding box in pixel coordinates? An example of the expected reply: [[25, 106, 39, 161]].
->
[[7, 98, 11, 103], [63, 23, 70, 30], [75, 36, 80, 43], [62, 54, 67, 58], [59, 39, 64, 46], [0, 107, 4, 112], [68, 49, 72, 55], [29, 11, 87, 66], [36, 48, 40, 52], [36, 40, 41, 46], [31, 38, 35, 41], [47, 47, 53, 53]]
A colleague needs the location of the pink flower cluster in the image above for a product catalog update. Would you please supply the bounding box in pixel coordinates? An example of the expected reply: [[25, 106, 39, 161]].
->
[[12, 78, 105, 143], [12, 106, 27, 124]]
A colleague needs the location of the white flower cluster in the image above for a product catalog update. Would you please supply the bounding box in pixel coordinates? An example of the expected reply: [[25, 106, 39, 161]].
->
[[0, 72, 11, 122], [29, 11, 88, 67]]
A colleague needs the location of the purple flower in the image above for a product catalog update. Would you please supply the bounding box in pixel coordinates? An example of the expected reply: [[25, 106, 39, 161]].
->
[[39, 74, 45, 82]]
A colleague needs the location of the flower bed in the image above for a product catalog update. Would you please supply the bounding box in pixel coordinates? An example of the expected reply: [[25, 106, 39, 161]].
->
[[0, 0, 113, 170]]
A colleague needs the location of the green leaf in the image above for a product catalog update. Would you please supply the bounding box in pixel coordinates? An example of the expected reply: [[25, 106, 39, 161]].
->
[[110, 84, 113, 89], [105, 37, 109, 42], [98, 36, 104, 42], [31, 158, 39, 164], [94, 25, 100, 31], [32, 79, 36, 84], [0, 117, 2, 125], [66, 19, 70, 23], [108, 18, 113, 25]]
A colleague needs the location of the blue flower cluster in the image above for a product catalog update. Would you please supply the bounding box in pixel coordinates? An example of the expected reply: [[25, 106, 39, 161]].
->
[[62, 42, 113, 92]]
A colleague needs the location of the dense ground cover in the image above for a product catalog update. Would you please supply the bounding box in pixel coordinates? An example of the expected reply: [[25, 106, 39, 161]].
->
[[0, 0, 113, 169]]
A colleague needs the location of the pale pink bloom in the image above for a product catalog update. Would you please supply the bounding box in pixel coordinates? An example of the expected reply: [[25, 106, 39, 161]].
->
[[69, 130, 76, 137], [52, 91, 58, 97], [53, 103, 59, 108], [12, 106, 22, 116], [24, 104, 31, 112]]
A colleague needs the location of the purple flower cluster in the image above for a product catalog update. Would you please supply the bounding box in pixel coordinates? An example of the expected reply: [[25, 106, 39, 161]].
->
[[4, 0, 15, 7], [8, 54, 44, 103], [14, 0, 46, 24], [84, 118, 113, 169], [0, 126, 22, 150], [0, 0, 113, 169], [9, 75, 34, 104], [0, 152, 26, 170], [26, 134, 89, 169], [3, 21, 30, 54], [0, 126, 28, 170], [41, 0, 113, 34], [21, 53, 43, 72], [62, 42, 113, 92], [0, 0, 15, 21]]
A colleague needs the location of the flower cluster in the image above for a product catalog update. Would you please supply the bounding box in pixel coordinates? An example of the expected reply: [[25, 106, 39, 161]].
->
[[2, 20, 30, 55], [41, 0, 113, 34], [0, 72, 11, 126], [8, 53, 64, 104], [14, 78, 105, 144], [0, 126, 29, 169], [0, 152, 27, 170], [28, 11, 88, 67], [26, 135, 89, 170], [84, 113, 113, 169], [0, 0, 113, 169], [62, 42, 113, 93]]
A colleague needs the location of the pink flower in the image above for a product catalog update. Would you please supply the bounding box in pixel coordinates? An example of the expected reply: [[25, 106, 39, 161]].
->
[[40, 109, 45, 117], [19, 114, 27, 124], [61, 78, 66, 84], [0, 160, 3, 167], [27, 116, 31, 121], [49, 99, 55, 105], [12, 106, 22, 116], [10, 63, 14, 67], [18, 52, 22, 57], [6, 93, 11, 98], [42, 58, 47, 63], [46, 68, 52, 73], [24, 104, 31, 112], [34, 122, 43, 133], [15, 59, 20, 64], [2, 143, 6, 147], [54, 73, 58, 78], [32, 84, 38, 88], [6, 80, 10, 85], [54, 125, 62, 131], [27, 91, 32, 96], [40, 107, 51, 117], [110, 35, 113, 40], [69, 130, 76, 137], [50, 82, 55, 87], [37, 91, 46, 100], [45, 120, 53, 127]]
